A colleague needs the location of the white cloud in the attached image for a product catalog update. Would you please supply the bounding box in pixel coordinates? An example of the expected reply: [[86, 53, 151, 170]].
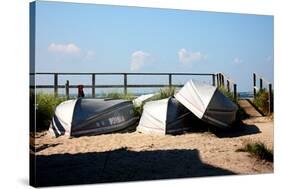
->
[[233, 57, 243, 64], [178, 48, 206, 64], [48, 43, 81, 54], [130, 51, 150, 71]]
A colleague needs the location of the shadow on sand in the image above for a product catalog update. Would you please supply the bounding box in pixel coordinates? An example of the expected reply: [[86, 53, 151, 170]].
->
[[212, 122, 261, 138], [185, 119, 261, 138], [32, 148, 235, 187]]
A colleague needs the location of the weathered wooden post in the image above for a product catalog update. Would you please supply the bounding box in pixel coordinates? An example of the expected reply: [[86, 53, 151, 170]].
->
[[227, 80, 230, 92], [233, 84, 237, 102], [92, 74, 96, 98], [169, 74, 172, 88], [65, 80, 69, 100], [218, 73, 220, 87], [268, 83, 273, 113], [253, 73, 256, 98], [219, 73, 222, 87], [260, 78, 263, 91], [216, 73, 219, 87], [54, 73, 58, 97], [212, 74, 216, 86], [221, 74, 225, 87], [124, 73, 127, 95]]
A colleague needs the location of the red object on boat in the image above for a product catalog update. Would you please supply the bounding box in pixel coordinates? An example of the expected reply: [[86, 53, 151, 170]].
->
[[77, 85, 85, 98]]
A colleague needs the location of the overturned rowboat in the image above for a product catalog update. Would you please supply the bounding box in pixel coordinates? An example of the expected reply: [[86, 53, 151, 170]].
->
[[175, 80, 238, 128], [136, 96, 198, 135], [49, 98, 139, 137]]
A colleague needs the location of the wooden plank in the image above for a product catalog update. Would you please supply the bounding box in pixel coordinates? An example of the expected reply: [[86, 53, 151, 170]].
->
[[238, 99, 263, 117]]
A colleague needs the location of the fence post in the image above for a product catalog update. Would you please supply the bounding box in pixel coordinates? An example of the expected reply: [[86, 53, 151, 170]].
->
[[92, 74, 96, 98], [233, 84, 237, 102], [216, 74, 219, 87], [221, 74, 224, 87], [269, 83, 273, 114], [124, 73, 127, 95], [65, 80, 69, 100], [218, 73, 220, 87], [253, 73, 256, 98], [169, 74, 172, 88], [219, 73, 223, 87], [212, 74, 215, 86], [260, 78, 263, 91], [227, 80, 230, 92], [54, 73, 58, 97]]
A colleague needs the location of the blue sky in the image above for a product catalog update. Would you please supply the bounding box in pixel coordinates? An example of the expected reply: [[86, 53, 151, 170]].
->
[[34, 1, 273, 92]]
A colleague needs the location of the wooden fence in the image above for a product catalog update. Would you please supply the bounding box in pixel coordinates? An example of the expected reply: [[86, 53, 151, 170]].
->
[[216, 72, 237, 101], [30, 72, 237, 100], [253, 73, 273, 113]]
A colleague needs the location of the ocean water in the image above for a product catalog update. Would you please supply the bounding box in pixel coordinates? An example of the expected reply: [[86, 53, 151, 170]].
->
[[238, 92, 254, 99]]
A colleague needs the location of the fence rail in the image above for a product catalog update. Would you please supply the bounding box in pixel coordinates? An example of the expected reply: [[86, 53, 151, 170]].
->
[[30, 72, 237, 100]]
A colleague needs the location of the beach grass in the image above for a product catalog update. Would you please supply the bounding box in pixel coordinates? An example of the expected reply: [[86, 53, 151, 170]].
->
[[236, 142, 273, 162], [253, 89, 270, 114], [218, 86, 235, 102], [158, 87, 176, 99], [35, 93, 67, 131], [104, 91, 135, 100], [135, 87, 176, 116], [136, 87, 175, 101]]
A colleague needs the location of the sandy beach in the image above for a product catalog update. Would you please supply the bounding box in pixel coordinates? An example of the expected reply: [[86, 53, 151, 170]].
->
[[32, 116, 273, 186]]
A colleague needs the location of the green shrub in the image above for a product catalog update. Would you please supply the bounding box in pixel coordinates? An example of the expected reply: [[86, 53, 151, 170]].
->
[[236, 142, 273, 162], [253, 89, 269, 114], [159, 87, 176, 99], [35, 93, 66, 131], [218, 86, 235, 102]]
